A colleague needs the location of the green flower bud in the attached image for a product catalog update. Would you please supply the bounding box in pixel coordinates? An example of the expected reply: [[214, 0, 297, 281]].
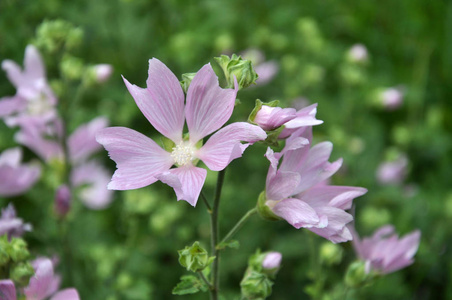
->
[[178, 242, 214, 272], [257, 191, 281, 222], [345, 261, 376, 288], [10, 262, 34, 287], [215, 54, 258, 89], [34, 20, 83, 54], [180, 72, 197, 94], [0, 246, 9, 266], [60, 55, 85, 81], [319, 242, 343, 266], [240, 270, 273, 300], [9, 238, 30, 262]]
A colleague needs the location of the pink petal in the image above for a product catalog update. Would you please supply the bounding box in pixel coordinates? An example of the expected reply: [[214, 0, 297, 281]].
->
[[0, 96, 26, 117], [185, 64, 238, 143], [272, 198, 319, 229], [24, 45, 45, 80], [96, 127, 173, 190], [71, 161, 114, 209], [49, 289, 80, 300], [0, 147, 22, 167], [0, 280, 16, 300], [266, 171, 300, 201], [68, 117, 109, 164], [300, 186, 367, 210], [262, 252, 282, 269], [14, 125, 62, 162], [197, 122, 266, 171], [123, 58, 184, 143], [24, 259, 55, 300], [255, 61, 278, 85], [254, 105, 296, 131], [0, 157, 41, 197], [308, 207, 354, 243], [157, 166, 207, 206], [283, 104, 323, 128], [1, 60, 22, 88]]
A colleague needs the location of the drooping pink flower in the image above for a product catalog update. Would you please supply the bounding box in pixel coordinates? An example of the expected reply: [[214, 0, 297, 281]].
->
[[0, 148, 41, 197], [254, 103, 323, 133], [15, 117, 113, 209], [263, 127, 367, 243], [0, 204, 32, 239], [351, 225, 421, 274], [0, 45, 57, 128], [20, 258, 80, 300], [262, 252, 282, 270], [96, 58, 266, 206], [376, 155, 408, 185]]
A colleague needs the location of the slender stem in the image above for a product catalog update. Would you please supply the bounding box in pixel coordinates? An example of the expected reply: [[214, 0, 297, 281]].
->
[[218, 207, 257, 247], [200, 191, 212, 212], [198, 271, 213, 290], [210, 169, 226, 300]]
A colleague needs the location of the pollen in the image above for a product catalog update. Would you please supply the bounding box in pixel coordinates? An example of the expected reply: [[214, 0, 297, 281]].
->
[[171, 142, 195, 166]]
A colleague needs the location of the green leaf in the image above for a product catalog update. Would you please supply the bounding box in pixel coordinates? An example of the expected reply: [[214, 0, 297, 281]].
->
[[172, 275, 208, 295]]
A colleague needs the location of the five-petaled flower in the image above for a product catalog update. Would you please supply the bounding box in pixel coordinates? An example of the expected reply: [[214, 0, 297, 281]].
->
[[96, 58, 266, 206]]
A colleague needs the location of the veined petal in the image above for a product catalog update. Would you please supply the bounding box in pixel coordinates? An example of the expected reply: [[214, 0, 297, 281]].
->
[[122, 58, 185, 143], [50, 289, 80, 300], [196, 122, 266, 171], [71, 161, 114, 209], [68, 117, 109, 164], [157, 166, 207, 206], [308, 207, 354, 243], [186, 64, 238, 143], [96, 127, 173, 190], [300, 186, 367, 210], [284, 103, 323, 128], [266, 170, 300, 201], [272, 198, 319, 229], [0, 280, 17, 300]]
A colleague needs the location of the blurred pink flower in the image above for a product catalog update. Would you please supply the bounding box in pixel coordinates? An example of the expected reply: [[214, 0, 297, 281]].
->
[[381, 87, 404, 110], [254, 103, 322, 132], [0, 147, 41, 197], [0, 45, 57, 128], [22, 258, 80, 300], [54, 185, 71, 217], [351, 225, 421, 274], [376, 155, 408, 185], [240, 48, 278, 85], [347, 44, 368, 63], [262, 252, 282, 269], [96, 58, 266, 206], [92, 64, 113, 83], [0, 279, 16, 300], [0, 204, 32, 239], [264, 127, 367, 243]]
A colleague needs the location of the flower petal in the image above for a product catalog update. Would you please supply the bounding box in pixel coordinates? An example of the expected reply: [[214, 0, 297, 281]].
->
[[49, 289, 80, 300], [24, 45, 45, 80], [1, 60, 22, 88], [68, 117, 109, 164], [0, 280, 17, 300], [157, 166, 207, 206], [0, 163, 41, 197], [283, 103, 323, 128], [266, 170, 300, 201], [300, 186, 367, 210], [196, 122, 266, 171], [308, 207, 354, 243], [272, 198, 319, 229], [71, 161, 114, 209], [186, 64, 238, 143], [96, 127, 173, 190], [24, 258, 55, 300], [122, 58, 185, 143], [0, 96, 26, 118]]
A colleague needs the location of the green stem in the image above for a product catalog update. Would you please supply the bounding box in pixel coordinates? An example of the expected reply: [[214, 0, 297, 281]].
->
[[198, 271, 213, 290], [210, 169, 226, 300], [201, 191, 212, 212], [218, 207, 257, 247]]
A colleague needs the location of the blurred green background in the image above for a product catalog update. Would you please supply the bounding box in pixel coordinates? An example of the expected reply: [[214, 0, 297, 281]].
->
[[1, 0, 451, 299]]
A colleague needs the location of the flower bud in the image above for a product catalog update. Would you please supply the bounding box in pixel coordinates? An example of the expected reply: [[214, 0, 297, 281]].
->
[[380, 87, 404, 110], [215, 54, 258, 89], [180, 72, 196, 94], [10, 261, 34, 286], [54, 184, 71, 217], [92, 64, 113, 83], [60, 55, 84, 81], [8, 238, 30, 262], [240, 270, 273, 300], [345, 261, 374, 288], [262, 252, 282, 271], [178, 241, 214, 272], [0, 246, 9, 265], [35, 19, 83, 53], [319, 242, 343, 266]]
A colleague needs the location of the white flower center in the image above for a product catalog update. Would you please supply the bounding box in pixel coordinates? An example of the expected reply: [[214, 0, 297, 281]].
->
[[171, 142, 195, 166], [27, 93, 52, 116]]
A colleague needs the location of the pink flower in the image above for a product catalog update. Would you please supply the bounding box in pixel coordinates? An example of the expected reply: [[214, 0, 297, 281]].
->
[[347, 44, 368, 63], [54, 185, 71, 217], [0, 45, 57, 127], [254, 103, 323, 132], [0, 204, 32, 239], [351, 225, 421, 274], [381, 87, 404, 110], [376, 155, 408, 185], [96, 58, 266, 206], [21, 258, 80, 300], [0, 279, 16, 300], [262, 252, 282, 269], [92, 64, 113, 83], [240, 48, 278, 85], [0, 147, 41, 197], [264, 127, 367, 243]]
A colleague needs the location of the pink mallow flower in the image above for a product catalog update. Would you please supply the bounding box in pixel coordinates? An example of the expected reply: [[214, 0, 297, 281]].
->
[[16, 117, 113, 209], [0, 258, 80, 300], [0, 147, 41, 197], [0, 204, 32, 239], [376, 155, 408, 185], [351, 225, 421, 274], [92, 64, 113, 83], [347, 44, 368, 63], [254, 103, 323, 132], [380, 87, 404, 110], [263, 127, 367, 243], [0, 45, 57, 128], [96, 58, 266, 206], [240, 48, 278, 86]]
